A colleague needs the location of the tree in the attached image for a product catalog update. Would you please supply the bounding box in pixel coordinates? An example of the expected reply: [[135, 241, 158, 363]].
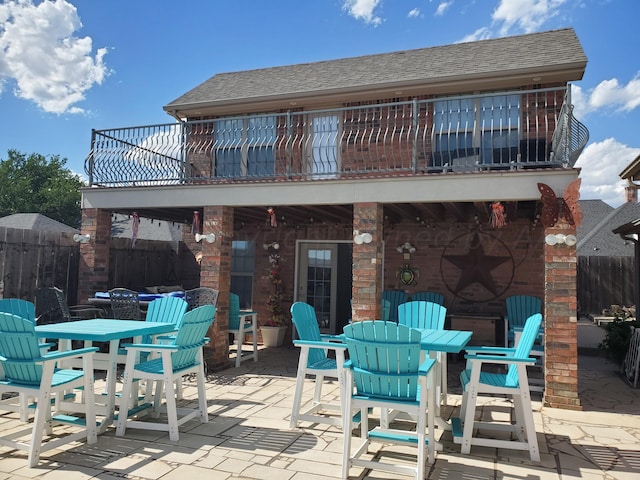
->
[[0, 150, 85, 228]]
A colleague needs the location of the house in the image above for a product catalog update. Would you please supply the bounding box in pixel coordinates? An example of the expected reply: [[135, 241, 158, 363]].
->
[[0, 213, 78, 233], [78, 28, 588, 408]]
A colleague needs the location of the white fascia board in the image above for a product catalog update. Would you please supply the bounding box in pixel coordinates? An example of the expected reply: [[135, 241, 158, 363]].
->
[[81, 169, 579, 210]]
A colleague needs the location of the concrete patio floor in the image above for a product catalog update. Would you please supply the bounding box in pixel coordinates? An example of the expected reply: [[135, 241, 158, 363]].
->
[[1, 321, 639, 479]]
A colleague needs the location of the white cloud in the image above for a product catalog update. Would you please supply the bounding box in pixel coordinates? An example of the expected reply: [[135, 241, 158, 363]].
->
[[575, 138, 640, 207], [435, 1, 454, 16], [458, 27, 493, 43], [492, 0, 568, 35], [342, 0, 383, 26], [573, 74, 640, 118], [0, 0, 109, 114], [408, 8, 420, 18]]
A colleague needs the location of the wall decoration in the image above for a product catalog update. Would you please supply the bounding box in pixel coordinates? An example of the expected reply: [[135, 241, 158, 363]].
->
[[441, 231, 514, 302], [537, 178, 582, 227]]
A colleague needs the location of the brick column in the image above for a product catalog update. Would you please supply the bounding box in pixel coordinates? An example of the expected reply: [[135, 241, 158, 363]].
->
[[543, 221, 581, 410], [352, 202, 384, 322], [199, 205, 233, 371], [77, 208, 111, 304]]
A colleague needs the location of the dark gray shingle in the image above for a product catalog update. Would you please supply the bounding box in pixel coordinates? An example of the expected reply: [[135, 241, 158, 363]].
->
[[165, 28, 587, 109]]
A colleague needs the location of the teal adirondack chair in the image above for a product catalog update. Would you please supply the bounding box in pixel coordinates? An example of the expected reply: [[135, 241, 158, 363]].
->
[[143, 296, 187, 342], [452, 313, 543, 462], [397, 301, 447, 329], [0, 298, 35, 321], [0, 312, 98, 467], [229, 293, 258, 367], [382, 290, 408, 322], [0, 299, 57, 421], [505, 295, 542, 346], [341, 321, 437, 479], [290, 301, 349, 428], [115, 304, 216, 441], [140, 296, 188, 397], [410, 291, 445, 306]]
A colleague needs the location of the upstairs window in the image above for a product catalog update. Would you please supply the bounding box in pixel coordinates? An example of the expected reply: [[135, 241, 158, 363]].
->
[[214, 116, 276, 177], [433, 94, 521, 167]]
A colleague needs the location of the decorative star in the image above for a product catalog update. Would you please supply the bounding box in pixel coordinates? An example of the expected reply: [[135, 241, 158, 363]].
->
[[443, 232, 511, 296]]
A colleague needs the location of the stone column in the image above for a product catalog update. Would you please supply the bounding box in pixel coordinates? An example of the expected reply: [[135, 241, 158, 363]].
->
[[77, 208, 111, 304], [352, 202, 384, 322], [543, 221, 581, 410]]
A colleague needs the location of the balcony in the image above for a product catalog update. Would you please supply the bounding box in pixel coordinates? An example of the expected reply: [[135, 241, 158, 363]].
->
[[85, 86, 588, 187]]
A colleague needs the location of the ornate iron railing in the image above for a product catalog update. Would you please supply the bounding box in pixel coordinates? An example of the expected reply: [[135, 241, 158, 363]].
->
[[85, 86, 588, 187]]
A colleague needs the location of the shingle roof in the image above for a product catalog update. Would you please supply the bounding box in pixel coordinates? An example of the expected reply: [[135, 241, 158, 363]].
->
[[577, 201, 640, 257], [0, 213, 77, 233], [165, 28, 587, 110]]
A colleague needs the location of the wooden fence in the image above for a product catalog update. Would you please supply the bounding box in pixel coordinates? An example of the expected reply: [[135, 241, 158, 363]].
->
[[0, 226, 193, 306], [577, 255, 635, 316]]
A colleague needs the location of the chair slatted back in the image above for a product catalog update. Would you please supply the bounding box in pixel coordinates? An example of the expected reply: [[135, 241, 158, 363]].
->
[[0, 313, 44, 385], [290, 302, 326, 366], [382, 290, 408, 323], [170, 304, 216, 370], [506, 313, 543, 386], [398, 301, 447, 329], [0, 299, 35, 322], [109, 288, 142, 320], [144, 296, 187, 342], [184, 287, 219, 312], [411, 291, 445, 306], [228, 293, 241, 330], [506, 295, 542, 329], [343, 320, 422, 400], [381, 299, 391, 321], [35, 287, 73, 324]]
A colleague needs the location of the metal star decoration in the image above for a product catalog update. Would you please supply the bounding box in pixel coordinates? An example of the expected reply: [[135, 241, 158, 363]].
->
[[443, 232, 511, 297]]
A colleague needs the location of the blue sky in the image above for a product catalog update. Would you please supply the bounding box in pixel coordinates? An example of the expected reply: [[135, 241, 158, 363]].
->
[[1, 0, 639, 207]]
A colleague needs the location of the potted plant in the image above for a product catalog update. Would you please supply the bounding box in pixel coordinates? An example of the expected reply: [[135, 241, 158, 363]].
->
[[261, 243, 288, 347]]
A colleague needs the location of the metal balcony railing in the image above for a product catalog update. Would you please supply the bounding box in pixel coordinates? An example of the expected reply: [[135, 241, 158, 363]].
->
[[85, 86, 588, 187]]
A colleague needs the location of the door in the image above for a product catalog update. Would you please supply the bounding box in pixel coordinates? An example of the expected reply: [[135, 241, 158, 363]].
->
[[298, 243, 337, 333]]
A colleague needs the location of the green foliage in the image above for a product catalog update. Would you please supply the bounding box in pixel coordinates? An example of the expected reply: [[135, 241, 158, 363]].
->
[[599, 317, 640, 365], [0, 149, 85, 228]]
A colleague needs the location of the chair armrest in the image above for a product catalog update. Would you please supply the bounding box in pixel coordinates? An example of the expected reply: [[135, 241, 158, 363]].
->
[[418, 358, 437, 375], [41, 346, 99, 362], [465, 346, 516, 355], [320, 333, 344, 342], [293, 339, 348, 350], [465, 353, 537, 365]]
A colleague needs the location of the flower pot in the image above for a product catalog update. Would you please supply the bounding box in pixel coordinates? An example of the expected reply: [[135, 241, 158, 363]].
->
[[261, 325, 287, 347]]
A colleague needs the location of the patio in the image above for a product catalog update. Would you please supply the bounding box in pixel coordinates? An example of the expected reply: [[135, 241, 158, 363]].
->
[[1, 329, 639, 479]]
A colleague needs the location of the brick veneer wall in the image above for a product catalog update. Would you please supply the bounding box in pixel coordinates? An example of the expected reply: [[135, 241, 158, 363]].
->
[[77, 208, 111, 304], [197, 205, 233, 371], [352, 203, 384, 321], [543, 221, 580, 409]]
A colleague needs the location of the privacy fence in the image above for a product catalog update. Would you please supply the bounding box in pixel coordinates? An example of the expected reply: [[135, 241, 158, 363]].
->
[[0, 226, 193, 305], [577, 255, 635, 316]]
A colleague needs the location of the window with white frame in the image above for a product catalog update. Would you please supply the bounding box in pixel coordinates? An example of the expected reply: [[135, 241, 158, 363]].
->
[[214, 116, 276, 177]]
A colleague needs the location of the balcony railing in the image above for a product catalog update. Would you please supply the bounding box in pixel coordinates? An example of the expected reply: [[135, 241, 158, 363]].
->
[[85, 86, 589, 187]]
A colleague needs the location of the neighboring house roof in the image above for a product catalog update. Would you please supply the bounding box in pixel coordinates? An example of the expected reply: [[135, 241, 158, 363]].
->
[[111, 213, 183, 246], [577, 201, 640, 257], [165, 28, 586, 113], [0, 213, 77, 233]]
